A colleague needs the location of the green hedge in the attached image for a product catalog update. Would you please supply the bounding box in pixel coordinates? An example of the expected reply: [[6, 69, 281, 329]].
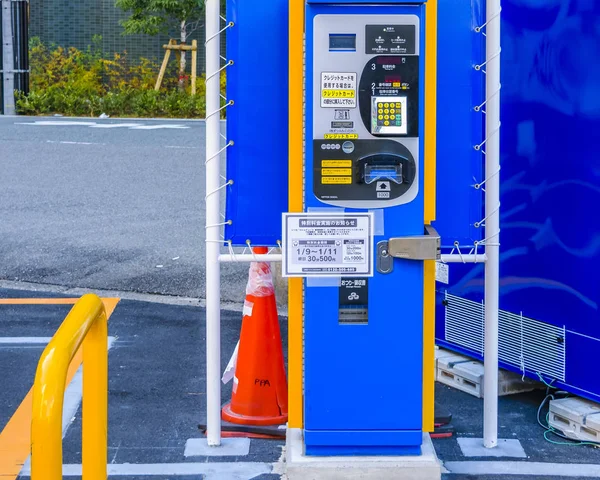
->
[[16, 37, 222, 118]]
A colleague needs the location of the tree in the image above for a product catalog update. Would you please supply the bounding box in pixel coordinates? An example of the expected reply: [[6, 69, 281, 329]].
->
[[115, 0, 204, 91]]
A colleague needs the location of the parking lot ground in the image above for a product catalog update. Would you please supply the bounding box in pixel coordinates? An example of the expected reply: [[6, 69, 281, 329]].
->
[[2, 286, 600, 480]]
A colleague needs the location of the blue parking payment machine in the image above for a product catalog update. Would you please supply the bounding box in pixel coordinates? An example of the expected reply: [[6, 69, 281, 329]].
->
[[301, 0, 434, 456]]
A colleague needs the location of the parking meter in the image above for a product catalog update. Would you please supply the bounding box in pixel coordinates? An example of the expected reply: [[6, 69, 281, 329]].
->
[[302, 0, 437, 456]]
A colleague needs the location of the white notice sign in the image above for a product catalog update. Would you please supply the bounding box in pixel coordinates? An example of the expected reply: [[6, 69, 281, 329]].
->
[[282, 212, 374, 277], [321, 72, 357, 108], [436, 261, 449, 284]]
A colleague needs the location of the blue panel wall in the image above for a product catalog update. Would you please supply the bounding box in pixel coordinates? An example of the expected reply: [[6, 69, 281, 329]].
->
[[224, 0, 289, 246], [433, 0, 484, 248], [436, 0, 600, 402]]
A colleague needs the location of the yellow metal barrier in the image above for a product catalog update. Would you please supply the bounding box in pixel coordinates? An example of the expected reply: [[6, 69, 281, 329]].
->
[[31, 294, 108, 480]]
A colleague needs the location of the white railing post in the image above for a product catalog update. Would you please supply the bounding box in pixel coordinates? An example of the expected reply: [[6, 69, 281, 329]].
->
[[1, 0, 16, 115], [205, 0, 222, 446], [483, 0, 501, 449]]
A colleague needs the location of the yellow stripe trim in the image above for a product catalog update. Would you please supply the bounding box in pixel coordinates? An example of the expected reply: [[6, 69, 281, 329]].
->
[[423, 0, 438, 433], [288, 0, 305, 430]]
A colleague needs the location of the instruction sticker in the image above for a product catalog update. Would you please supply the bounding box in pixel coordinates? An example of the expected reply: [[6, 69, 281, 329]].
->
[[322, 176, 352, 185], [282, 212, 374, 277], [324, 133, 358, 140], [322, 168, 352, 176], [321, 72, 357, 108], [322, 160, 352, 168]]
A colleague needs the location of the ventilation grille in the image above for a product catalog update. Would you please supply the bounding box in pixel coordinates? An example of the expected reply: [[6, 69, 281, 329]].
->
[[444, 292, 566, 381]]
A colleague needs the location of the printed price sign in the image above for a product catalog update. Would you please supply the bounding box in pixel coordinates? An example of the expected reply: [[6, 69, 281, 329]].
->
[[282, 212, 374, 277]]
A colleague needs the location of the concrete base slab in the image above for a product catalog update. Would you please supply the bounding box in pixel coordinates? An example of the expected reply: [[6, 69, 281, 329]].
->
[[457, 438, 526, 458], [285, 428, 441, 480], [184, 437, 250, 457]]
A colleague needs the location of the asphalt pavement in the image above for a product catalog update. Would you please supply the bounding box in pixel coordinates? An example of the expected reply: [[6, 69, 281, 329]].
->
[[0, 116, 247, 304], [2, 287, 600, 480]]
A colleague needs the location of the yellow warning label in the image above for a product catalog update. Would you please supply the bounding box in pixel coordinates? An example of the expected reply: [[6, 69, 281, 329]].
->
[[322, 168, 352, 176], [324, 133, 359, 140], [322, 160, 352, 168], [321, 89, 356, 98], [322, 176, 353, 185]]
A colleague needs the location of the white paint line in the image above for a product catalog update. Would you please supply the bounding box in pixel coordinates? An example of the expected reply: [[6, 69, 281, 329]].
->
[[17, 121, 98, 126], [0, 337, 52, 344], [89, 123, 141, 129], [10, 115, 216, 122], [130, 125, 190, 130], [20, 461, 273, 479], [46, 140, 105, 146], [457, 438, 527, 458], [165, 145, 199, 149], [445, 461, 600, 477], [184, 437, 250, 457]]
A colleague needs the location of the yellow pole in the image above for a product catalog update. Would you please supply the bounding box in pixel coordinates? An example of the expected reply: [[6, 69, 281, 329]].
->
[[31, 351, 69, 478], [422, 0, 438, 434], [288, 0, 305, 429], [82, 309, 108, 479]]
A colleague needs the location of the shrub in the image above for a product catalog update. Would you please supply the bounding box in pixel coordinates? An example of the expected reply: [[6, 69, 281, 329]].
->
[[16, 37, 219, 118]]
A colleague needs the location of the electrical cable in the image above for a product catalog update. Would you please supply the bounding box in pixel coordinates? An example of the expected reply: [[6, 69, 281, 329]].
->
[[535, 377, 600, 448]]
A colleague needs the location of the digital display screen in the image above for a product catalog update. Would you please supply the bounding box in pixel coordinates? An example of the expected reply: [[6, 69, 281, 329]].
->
[[376, 57, 404, 64], [329, 34, 356, 51]]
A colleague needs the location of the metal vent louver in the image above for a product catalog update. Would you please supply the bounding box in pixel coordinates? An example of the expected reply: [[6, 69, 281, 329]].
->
[[444, 292, 566, 381]]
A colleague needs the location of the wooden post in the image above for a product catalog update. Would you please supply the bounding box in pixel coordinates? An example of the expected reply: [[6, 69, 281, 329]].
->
[[155, 39, 175, 91], [191, 40, 198, 95]]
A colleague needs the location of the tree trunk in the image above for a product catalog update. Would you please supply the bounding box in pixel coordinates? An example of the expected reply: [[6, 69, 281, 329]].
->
[[178, 20, 187, 92]]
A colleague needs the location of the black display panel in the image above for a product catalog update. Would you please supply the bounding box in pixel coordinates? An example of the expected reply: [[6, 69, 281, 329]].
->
[[365, 25, 416, 55]]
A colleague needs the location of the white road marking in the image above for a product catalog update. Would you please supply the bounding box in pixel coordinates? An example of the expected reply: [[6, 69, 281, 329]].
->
[[0, 337, 52, 344], [165, 145, 199, 149], [90, 123, 141, 129], [130, 125, 189, 130], [17, 121, 190, 130], [20, 461, 273, 479], [46, 140, 105, 146], [17, 121, 95, 126], [445, 461, 600, 477]]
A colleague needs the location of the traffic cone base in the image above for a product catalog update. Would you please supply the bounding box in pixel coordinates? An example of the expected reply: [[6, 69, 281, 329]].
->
[[221, 402, 287, 426]]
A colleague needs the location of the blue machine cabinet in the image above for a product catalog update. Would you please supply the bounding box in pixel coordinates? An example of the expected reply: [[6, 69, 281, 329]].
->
[[434, 0, 600, 404], [303, 0, 428, 456]]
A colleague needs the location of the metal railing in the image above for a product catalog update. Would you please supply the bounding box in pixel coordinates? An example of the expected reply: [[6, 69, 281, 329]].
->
[[31, 294, 108, 480]]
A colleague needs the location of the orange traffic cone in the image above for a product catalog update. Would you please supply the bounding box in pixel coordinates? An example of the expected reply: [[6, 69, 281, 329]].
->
[[221, 247, 288, 426]]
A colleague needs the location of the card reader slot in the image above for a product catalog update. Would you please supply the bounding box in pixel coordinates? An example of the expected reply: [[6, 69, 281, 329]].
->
[[358, 154, 407, 185]]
